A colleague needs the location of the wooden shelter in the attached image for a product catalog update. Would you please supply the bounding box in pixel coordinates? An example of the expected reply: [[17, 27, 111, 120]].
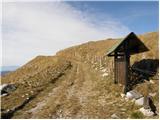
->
[[106, 32, 149, 93]]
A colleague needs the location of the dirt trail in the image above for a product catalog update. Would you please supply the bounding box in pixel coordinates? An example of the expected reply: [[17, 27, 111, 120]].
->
[[12, 59, 101, 118], [31, 60, 101, 119]]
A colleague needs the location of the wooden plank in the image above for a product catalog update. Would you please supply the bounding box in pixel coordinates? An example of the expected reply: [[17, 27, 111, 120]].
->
[[116, 56, 126, 85], [121, 57, 126, 85]]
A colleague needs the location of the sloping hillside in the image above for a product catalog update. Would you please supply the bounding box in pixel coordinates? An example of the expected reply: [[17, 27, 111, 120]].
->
[[1, 32, 159, 119], [57, 32, 158, 65]]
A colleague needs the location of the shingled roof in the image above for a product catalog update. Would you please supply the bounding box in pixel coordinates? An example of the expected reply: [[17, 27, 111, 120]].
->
[[106, 32, 149, 56]]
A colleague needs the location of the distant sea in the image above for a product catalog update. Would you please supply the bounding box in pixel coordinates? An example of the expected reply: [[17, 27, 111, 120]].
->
[[0, 66, 19, 76]]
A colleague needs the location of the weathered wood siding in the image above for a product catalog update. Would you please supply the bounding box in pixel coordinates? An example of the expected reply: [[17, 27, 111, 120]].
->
[[115, 56, 126, 85]]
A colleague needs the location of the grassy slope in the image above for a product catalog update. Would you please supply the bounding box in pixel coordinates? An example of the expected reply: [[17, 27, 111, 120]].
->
[[1, 56, 72, 112], [55, 31, 159, 119], [1, 32, 159, 119], [57, 32, 158, 63]]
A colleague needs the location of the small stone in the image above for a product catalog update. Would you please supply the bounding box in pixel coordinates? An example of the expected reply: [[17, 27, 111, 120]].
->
[[149, 92, 156, 97], [126, 92, 133, 99], [111, 113, 119, 119], [125, 97, 129, 101], [150, 80, 155, 84], [115, 92, 119, 96], [30, 91, 34, 93], [7, 109, 10, 112], [139, 107, 154, 116], [101, 68, 107, 72], [22, 95, 25, 98], [118, 104, 123, 107], [102, 73, 109, 77], [100, 67, 104, 70], [1, 93, 8, 97], [120, 93, 125, 98], [121, 108, 127, 111], [121, 112, 126, 114]]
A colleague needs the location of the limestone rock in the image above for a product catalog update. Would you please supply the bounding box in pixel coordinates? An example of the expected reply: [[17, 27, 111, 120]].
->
[[102, 73, 108, 77], [101, 68, 107, 72], [0, 84, 16, 95], [120, 93, 125, 98], [126, 90, 143, 99], [139, 107, 154, 116], [125, 97, 129, 101], [1, 93, 8, 97], [111, 113, 119, 119], [120, 108, 127, 112], [150, 80, 155, 84], [135, 97, 144, 106]]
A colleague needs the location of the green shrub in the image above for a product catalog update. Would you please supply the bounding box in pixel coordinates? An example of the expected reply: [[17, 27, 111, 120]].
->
[[130, 111, 144, 119]]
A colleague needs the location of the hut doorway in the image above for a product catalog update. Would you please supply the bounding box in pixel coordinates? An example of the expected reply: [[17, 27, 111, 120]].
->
[[115, 55, 126, 85]]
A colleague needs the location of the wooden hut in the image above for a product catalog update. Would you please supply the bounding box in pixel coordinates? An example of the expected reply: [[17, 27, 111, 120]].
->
[[106, 32, 149, 93]]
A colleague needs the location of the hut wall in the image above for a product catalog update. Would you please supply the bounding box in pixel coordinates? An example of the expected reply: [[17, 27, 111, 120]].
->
[[115, 55, 126, 85]]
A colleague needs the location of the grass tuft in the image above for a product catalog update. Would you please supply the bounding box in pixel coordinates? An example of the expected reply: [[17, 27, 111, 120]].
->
[[130, 111, 144, 119]]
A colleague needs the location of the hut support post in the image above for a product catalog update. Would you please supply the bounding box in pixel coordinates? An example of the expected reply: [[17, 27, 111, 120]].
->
[[143, 82, 150, 109], [124, 41, 130, 94], [114, 52, 118, 84]]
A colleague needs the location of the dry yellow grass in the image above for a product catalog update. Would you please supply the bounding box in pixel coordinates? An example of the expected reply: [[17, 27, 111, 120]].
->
[[1, 32, 159, 119]]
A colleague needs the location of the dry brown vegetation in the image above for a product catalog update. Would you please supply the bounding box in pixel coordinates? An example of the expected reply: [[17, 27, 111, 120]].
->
[[1, 32, 159, 119]]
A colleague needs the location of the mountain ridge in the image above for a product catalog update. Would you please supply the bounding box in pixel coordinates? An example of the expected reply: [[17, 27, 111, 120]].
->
[[1, 31, 159, 119]]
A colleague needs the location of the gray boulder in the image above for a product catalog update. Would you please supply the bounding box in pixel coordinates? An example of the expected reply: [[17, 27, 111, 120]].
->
[[126, 90, 143, 99], [1, 84, 16, 95]]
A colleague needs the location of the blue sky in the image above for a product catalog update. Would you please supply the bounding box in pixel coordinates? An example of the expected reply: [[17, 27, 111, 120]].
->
[[68, 1, 159, 34], [2, 1, 159, 66]]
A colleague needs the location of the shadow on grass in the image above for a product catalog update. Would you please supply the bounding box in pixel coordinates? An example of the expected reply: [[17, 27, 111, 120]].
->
[[128, 59, 159, 90]]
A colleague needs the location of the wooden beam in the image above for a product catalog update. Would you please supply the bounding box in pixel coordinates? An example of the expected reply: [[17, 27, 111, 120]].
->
[[114, 52, 118, 84], [108, 54, 125, 57], [124, 40, 130, 94]]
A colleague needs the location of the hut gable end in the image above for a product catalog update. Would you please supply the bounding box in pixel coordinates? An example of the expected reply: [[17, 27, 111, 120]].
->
[[106, 32, 149, 56]]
